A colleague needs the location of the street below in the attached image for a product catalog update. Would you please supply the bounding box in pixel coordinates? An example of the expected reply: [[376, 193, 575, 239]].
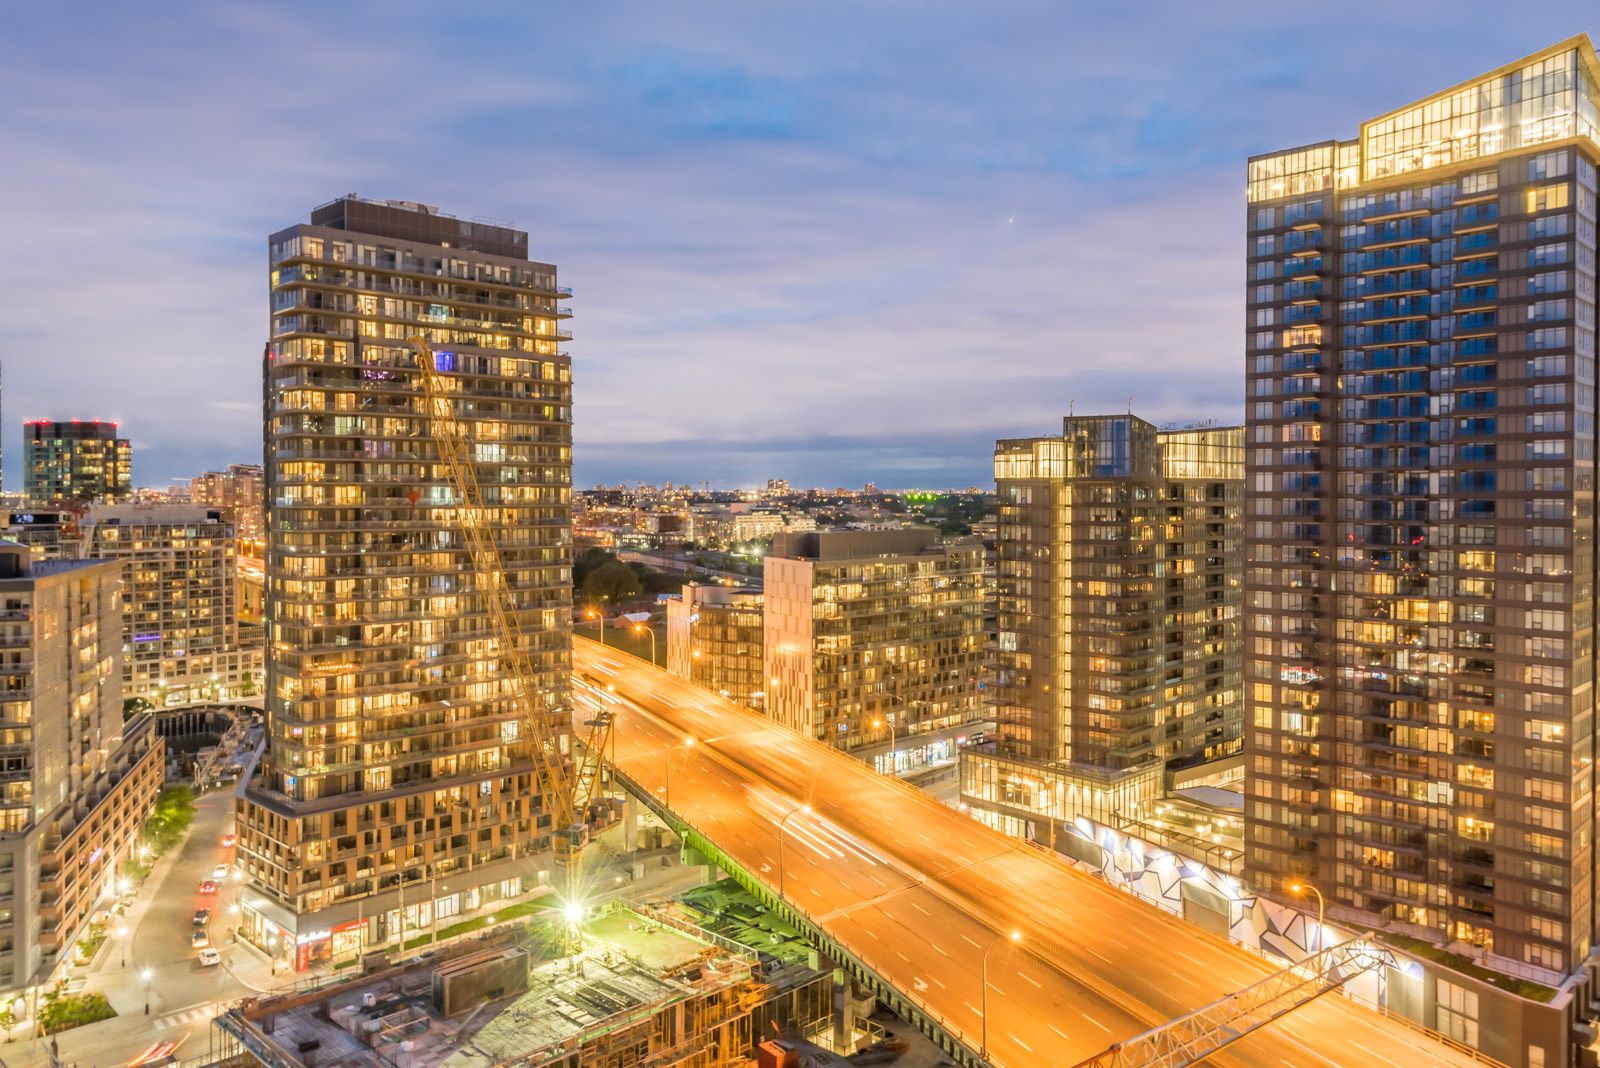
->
[[13, 786, 272, 1068]]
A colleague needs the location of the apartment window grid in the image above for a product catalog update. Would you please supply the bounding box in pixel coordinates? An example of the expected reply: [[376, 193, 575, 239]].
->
[[809, 549, 986, 748], [1245, 105, 1599, 975], [239, 204, 574, 944], [992, 422, 1244, 780]]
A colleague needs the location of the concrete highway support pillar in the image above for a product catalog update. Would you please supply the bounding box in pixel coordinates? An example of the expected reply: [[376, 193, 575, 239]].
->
[[621, 789, 639, 848], [811, 946, 875, 1051]]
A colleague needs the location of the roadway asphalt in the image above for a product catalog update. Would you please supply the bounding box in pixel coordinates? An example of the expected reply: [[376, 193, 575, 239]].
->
[[574, 637, 1484, 1068], [12, 787, 271, 1068]]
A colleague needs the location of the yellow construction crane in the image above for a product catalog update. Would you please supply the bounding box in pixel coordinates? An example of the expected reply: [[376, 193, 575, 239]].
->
[[407, 335, 614, 934]]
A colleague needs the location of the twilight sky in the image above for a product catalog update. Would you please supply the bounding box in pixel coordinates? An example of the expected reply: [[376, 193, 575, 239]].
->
[[3, 3, 1596, 490]]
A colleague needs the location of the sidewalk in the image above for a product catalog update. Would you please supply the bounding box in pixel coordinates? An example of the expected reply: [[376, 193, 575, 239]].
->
[[77, 822, 191, 1016]]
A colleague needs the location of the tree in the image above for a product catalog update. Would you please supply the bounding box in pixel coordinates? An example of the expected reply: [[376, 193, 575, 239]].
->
[[0, 1001, 16, 1042], [573, 548, 620, 590], [122, 697, 152, 721], [583, 562, 642, 605]]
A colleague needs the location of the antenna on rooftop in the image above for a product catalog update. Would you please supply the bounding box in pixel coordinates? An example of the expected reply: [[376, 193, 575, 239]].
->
[[1128, 396, 1134, 414]]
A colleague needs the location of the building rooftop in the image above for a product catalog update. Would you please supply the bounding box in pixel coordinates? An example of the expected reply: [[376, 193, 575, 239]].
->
[[304, 194, 533, 262], [1248, 34, 1600, 199], [82, 503, 229, 526], [769, 527, 943, 561], [223, 906, 773, 1068]]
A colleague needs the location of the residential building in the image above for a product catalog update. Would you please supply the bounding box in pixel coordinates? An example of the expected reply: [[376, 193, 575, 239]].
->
[[239, 195, 573, 971], [22, 421, 130, 502], [1243, 37, 1600, 982], [665, 583, 765, 709], [962, 416, 1244, 838], [79, 504, 262, 706], [0, 512, 79, 562], [764, 528, 987, 773], [191, 463, 265, 545], [0, 544, 163, 997]]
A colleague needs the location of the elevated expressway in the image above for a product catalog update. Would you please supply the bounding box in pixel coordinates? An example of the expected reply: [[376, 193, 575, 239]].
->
[[573, 637, 1485, 1068]]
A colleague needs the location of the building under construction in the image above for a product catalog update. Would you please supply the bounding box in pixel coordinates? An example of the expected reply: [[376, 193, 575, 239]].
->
[[211, 905, 831, 1068]]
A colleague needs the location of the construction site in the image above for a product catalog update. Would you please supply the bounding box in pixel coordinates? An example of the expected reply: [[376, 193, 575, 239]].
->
[[209, 894, 929, 1068]]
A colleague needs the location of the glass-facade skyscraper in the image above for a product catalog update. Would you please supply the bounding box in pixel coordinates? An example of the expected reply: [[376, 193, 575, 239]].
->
[[23, 421, 130, 502], [1244, 38, 1600, 979], [237, 196, 573, 971]]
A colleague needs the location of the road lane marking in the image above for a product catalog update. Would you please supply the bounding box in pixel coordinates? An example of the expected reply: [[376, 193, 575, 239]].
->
[[1013, 1038, 1033, 1053], [910, 902, 929, 916], [1018, 970, 1041, 988], [1349, 1041, 1396, 1067], [961, 935, 981, 948]]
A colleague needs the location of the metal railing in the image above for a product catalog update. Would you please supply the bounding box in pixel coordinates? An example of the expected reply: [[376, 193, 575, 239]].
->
[[1069, 939, 1396, 1068]]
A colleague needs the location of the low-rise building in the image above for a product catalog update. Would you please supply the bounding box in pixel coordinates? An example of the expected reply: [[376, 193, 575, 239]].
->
[[665, 583, 765, 709], [764, 528, 989, 773]]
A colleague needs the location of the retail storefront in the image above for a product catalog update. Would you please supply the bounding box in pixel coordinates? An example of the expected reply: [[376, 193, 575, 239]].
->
[[864, 723, 991, 777], [241, 875, 530, 972]]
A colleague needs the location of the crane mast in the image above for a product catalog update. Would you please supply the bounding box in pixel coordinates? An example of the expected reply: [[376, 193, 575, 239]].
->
[[408, 335, 611, 920]]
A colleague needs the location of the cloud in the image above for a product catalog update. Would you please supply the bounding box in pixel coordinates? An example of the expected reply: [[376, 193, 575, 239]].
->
[[0, 0, 1591, 489]]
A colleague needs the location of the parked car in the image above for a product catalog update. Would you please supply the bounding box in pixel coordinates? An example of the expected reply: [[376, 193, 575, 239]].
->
[[198, 948, 221, 967], [212, 864, 230, 879], [198, 881, 219, 895], [191, 930, 210, 948], [193, 908, 211, 926]]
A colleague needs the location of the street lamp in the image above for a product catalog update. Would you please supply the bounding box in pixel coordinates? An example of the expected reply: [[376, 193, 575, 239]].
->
[[141, 968, 153, 1015], [586, 609, 606, 645], [664, 737, 694, 807], [776, 806, 811, 900], [116, 926, 127, 968], [980, 930, 1021, 1063], [870, 717, 896, 777], [633, 624, 657, 667], [1290, 882, 1326, 959]]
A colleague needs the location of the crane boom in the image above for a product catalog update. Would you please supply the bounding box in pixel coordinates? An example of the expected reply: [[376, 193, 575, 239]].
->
[[408, 335, 608, 883]]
